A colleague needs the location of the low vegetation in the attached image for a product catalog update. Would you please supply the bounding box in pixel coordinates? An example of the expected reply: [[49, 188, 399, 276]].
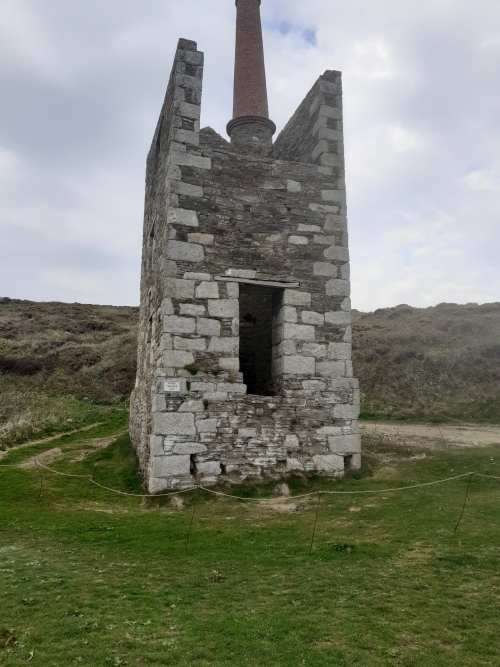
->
[[0, 423, 499, 665], [353, 302, 500, 422], [0, 298, 137, 447]]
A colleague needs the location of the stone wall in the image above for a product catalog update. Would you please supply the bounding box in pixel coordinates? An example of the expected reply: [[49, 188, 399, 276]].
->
[[130, 39, 360, 492]]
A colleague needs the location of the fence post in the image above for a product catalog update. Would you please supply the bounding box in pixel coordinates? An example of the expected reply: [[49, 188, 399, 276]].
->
[[454, 473, 474, 534], [309, 491, 322, 555], [185, 485, 200, 551]]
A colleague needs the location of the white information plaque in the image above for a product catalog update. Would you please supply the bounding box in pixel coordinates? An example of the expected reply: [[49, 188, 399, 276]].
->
[[164, 380, 181, 393]]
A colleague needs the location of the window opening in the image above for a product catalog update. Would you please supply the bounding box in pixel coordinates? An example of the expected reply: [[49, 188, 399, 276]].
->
[[147, 224, 155, 271], [239, 285, 280, 396], [190, 455, 197, 476], [147, 313, 153, 344], [344, 455, 353, 471]]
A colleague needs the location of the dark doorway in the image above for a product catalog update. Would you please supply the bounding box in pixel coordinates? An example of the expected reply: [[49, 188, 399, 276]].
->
[[239, 287, 275, 395]]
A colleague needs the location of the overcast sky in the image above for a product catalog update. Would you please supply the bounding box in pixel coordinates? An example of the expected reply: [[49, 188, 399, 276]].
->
[[0, 0, 499, 311]]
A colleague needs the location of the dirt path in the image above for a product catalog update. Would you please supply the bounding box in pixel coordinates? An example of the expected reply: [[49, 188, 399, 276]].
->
[[0, 422, 105, 461], [5, 434, 125, 469], [360, 421, 500, 449]]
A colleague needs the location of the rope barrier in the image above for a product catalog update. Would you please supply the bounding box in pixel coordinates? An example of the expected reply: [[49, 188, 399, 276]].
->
[[37, 462, 91, 478], [89, 479, 196, 498], [435, 412, 498, 428], [0, 462, 493, 500], [200, 472, 476, 501]]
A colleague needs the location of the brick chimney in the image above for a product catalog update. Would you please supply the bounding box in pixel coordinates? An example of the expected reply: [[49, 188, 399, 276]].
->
[[226, 0, 276, 156]]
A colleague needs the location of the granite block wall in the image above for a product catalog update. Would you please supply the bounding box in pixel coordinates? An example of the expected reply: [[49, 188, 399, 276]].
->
[[130, 39, 360, 492]]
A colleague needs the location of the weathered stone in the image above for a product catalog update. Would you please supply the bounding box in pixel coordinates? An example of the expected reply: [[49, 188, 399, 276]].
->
[[301, 311, 325, 326], [284, 434, 299, 449], [276, 306, 298, 324], [287, 179, 301, 192], [208, 299, 239, 318], [196, 419, 218, 433], [316, 360, 346, 377], [196, 461, 221, 476], [302, 379, 327, 391], [328, 434, 361, 454], [216, 383, 247, 394], [208, 337, 239, 354], [298, 224, 321, 232], [184, 272, 211, 281], [166, 278, 195, 299], [282, 356, 315, 375], [313, 454, 344, 472], [155, 412, 196, 436], [163, 350, 195, 368], [333, 404, 360, 419], [282, 323, 315, 341], [152, 454, 191, 477], [283, 290, 311, 307], [301, 343, 327, 359], [180, 303, 205, 316], [286, 458, 304, 471], [341, 298, 351, 312], [188, 233, 214, 245], [172, 442, 207, 456], [197, 318, 221, 336], [328, 342, 351, 360], [218, 357, 240, 371], [325, 311, 351, 325], [288, 236, 308, 245], [164, 316, 196, 334], [167, 241, 204, 262], [170, 181, 203, 198], [167, 208, 199, 227], [314, 262, 338, 277], [178, 400, 204, 412], [238, 428, 257, 438], [173, 337, 206, 351], [350, 454, 362, 470], [325, 279, 350, 297], [317, 426, 343, 436], [170, 152, 211, 169], [324, 245, 349, 262], [196, 281, 219, 298]]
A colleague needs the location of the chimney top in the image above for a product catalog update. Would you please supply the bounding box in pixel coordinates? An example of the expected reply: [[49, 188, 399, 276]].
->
[[227, 0, 275, 155]]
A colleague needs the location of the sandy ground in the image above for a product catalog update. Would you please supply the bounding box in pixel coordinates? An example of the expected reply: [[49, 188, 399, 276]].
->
[[360, 421, 500, 449]]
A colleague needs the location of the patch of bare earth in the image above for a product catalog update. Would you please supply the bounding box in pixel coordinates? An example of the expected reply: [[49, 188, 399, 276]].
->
[[360, 421, 500, 449]]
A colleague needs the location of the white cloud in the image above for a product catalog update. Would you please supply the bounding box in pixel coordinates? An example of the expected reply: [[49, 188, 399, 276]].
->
[[462, 170, 496, 190]]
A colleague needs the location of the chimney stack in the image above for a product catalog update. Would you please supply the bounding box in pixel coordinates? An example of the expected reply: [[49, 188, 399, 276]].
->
[[227, 0, 276, 156]]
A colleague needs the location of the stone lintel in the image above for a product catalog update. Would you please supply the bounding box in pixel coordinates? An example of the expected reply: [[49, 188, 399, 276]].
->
[[215, 276, 300, 290]]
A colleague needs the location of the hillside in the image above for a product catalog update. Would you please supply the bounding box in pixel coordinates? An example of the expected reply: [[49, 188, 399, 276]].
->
[[1, 298, 499, 446], [352, 302, 500, 422], [0, 298, 138, 447]]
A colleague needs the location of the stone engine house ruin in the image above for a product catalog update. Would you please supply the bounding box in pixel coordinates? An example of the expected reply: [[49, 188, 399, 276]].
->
[[130, 0, 361, 492]]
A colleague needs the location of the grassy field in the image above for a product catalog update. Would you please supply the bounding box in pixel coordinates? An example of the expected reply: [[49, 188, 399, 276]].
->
[[1, 422, 499, 666]]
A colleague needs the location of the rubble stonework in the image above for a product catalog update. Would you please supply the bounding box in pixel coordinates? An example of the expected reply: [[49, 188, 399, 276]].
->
[[130, 35, 361, 492]]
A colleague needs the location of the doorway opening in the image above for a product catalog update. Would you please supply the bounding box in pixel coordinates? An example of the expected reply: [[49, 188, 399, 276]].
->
[[239, 285, 280, 396]]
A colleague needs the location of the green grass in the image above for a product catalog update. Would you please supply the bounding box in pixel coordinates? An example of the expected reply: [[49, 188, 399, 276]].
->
[[0, 380, 129, 450], [1, 429, 499, 666]]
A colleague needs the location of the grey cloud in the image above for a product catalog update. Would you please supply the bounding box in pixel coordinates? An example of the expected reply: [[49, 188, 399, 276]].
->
[[0, 0, 499, 309]]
